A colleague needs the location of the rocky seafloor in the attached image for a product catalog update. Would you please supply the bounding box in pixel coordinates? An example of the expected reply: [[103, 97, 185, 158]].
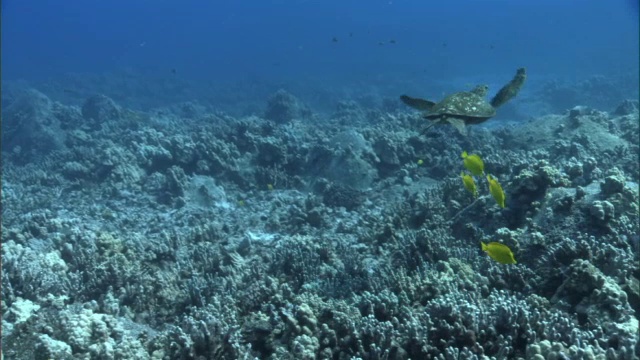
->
[[1, 86, 639, 360]]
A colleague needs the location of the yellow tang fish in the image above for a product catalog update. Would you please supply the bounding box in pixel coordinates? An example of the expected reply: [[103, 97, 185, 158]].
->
[[481, 241, 517, 264], [461, 172, 477, 198], [487, 174, 506, 208], [461, 151, 484, 176]]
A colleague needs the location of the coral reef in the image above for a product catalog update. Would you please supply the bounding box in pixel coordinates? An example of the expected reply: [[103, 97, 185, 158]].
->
[[264, 89, 312, 124], [1, 88, 638, 360]]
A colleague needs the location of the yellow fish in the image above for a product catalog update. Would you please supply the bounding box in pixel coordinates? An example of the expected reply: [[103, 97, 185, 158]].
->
[[461, 151, 484, 176], [487, 174, 506, 208], [481, 241, 517, 264], [461, 172, 477, 198]]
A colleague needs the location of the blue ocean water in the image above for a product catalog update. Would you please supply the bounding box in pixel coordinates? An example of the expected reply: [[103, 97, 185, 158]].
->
[[2, 1, 639, 359], [3, 0, 638, 100]]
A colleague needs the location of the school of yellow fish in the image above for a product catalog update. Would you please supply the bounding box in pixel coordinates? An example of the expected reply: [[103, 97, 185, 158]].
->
[[459, 151, 514, 264], [459, 151, 505, 207]]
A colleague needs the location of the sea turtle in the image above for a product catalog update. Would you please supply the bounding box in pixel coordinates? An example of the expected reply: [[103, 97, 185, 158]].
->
[[400, 68, 526, 136]]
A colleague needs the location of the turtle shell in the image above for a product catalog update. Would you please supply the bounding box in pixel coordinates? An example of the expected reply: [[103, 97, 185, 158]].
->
[[425, 90, 495, 122]]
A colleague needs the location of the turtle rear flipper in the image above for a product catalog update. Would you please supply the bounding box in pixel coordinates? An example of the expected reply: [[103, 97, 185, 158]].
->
[[400, 95, 436, 111], [490, 67, 527, 108], [446, 118, 468, 136], [420, 118, 468, 136], [420, 119, 443, 135]]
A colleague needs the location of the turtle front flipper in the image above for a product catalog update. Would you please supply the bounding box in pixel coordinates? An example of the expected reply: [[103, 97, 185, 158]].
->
[[400, 95, 437, 111], [490, 67, 526, 108]]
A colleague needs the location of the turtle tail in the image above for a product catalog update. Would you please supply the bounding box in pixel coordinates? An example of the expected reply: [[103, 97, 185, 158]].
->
[[490, 68, 526, 108]]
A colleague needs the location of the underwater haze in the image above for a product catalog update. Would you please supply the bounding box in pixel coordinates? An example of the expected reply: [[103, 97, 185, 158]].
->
[[3, 0, 639, 97], [2, 1, 640, 359]]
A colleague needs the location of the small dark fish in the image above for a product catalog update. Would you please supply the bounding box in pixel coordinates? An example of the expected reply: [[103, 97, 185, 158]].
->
[[489, 44, 495, 50], [389, 39, 396, 44], [442, 42, 447, 48], [349, 32, 353, 37], [171, 68, 177, 74], [332, 37, 338, 43], [378, 41, 385, 46]]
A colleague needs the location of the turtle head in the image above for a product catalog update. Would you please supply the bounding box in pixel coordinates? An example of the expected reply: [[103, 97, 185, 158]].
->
[[470, 85, 489, 97], [490, 68, 527, 108]]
